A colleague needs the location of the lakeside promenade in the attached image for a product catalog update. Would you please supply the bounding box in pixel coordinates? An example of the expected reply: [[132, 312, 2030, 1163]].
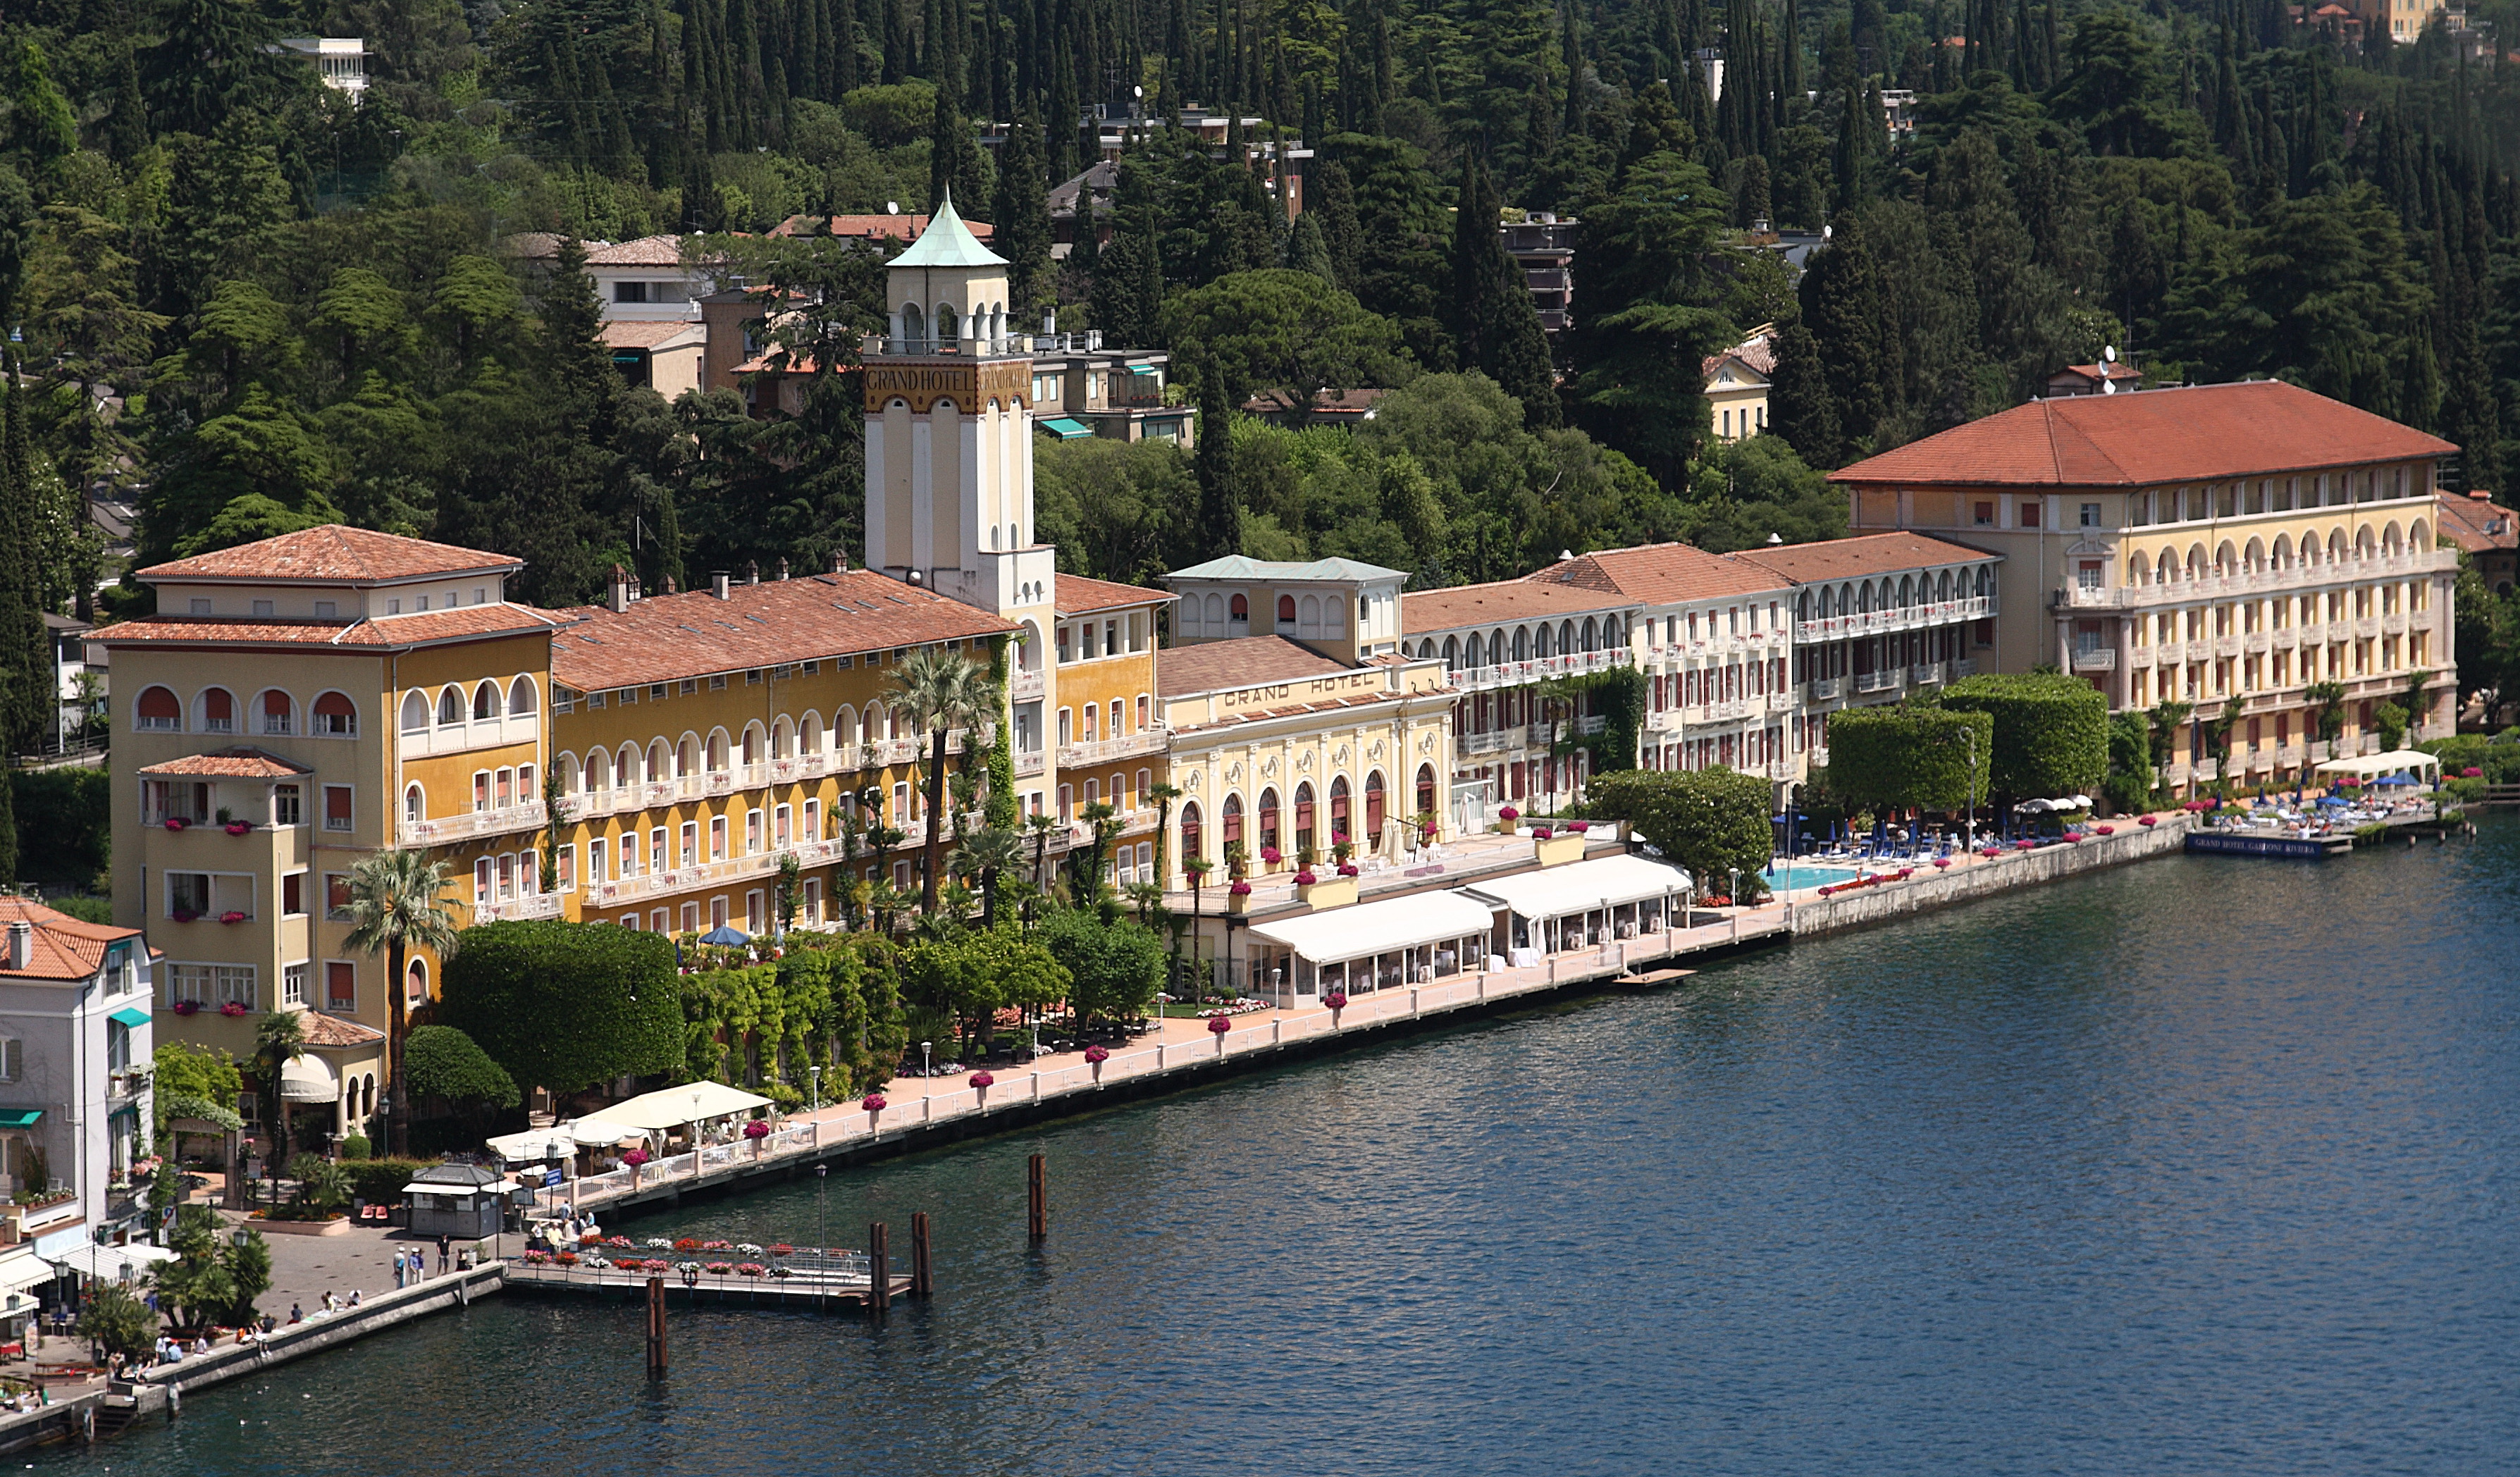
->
[[531, 814, 2199, 1224]]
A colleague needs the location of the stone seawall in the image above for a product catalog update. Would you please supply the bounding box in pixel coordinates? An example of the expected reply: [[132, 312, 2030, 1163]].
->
[[1787, 815, 2195, 939]]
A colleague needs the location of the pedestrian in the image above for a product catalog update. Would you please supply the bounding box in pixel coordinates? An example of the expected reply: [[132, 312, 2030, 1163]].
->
[[393, 1249, 406, 1289], [437, 1234, 450, 1274], [288, 1302, 303, 1325]]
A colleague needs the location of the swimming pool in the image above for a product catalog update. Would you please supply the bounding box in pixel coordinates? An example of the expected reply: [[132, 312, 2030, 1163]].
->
[[1765, 863, 1865, 891]]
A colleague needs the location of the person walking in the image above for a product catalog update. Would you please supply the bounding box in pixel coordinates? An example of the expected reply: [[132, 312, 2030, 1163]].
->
[[393, 1249, 406, 1289], [436, 1234, 451, 1274]]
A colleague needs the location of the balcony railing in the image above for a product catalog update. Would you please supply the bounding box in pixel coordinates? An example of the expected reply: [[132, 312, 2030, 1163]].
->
[[1853, 669, 1903, 693], [1911, 662, 1946, 684], [1014, 750, 1046, 778], [473, 891, 563, 922], [1056, 729, 1169, 768], [401, 800, 548, 847], [1807, 676, 1843, 702], [2071, 648, 2117, 671], [1574, 715, 1608, 736], [1796, 596, 1991, 642], [1462, 729, 1524, 755], [1009, 668, 1046, 700], [588, 838, 856, 907]]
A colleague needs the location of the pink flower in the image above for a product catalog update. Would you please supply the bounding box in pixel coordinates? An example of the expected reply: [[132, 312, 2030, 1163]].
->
[[1531, 826, 1553, 839], [1497, 805, 1520, 821], [1567, 821, 1588, 833], [1261, 846, 1283, 865], [862, 1093, 887, 1112], [1228, 880, 1253, 896], [1083, 1044, 1109, 1063], [622, 1149, 650, 1167], [1207, 1013, 1230, 1034], [970, 1070, 995, 1088], [1324, 991, 1348, 1011], [742, 1120, 770, 1139], [1293, 870, 1318, 886], [1338, 863, 1358, 877]]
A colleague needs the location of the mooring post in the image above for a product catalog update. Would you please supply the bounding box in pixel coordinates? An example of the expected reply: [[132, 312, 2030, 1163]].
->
[[910, 1211, 934, 1297], [1027, 1153, 1047, 1244], [868, 1221, 890, 1319], [645, 1275, 667, 1379]]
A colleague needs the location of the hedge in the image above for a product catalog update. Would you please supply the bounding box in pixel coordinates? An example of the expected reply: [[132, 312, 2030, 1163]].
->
[[1937, 672, 2109, 800], [438, 921, 684, 1094], [1586, 767, 1775, 898], [345, 1156, 442, 1206], [404, 1025, 521, 1109], [1821, 705, 1992, 812]]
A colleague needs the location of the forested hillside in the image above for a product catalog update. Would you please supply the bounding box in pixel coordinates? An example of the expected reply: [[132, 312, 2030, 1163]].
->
[[2, 0, 2519, 727]]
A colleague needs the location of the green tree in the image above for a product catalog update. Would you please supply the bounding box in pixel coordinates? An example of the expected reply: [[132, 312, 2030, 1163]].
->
[[882, 645, 995, 914], [1161, 269, 1405, 419], [78, 1282, 156, 1360], [1191, 361, 1242, 557], [1586, 767, 1777, 902], [437, 921, 683, 1094], [340, 850, 460, 1156], [248, 1010, 307, 1171], [991, 111, 1056, 320], [1447, 155, 1559, 429], [899, 925, 1070, 1058], [1822, 705, 1994, 813], [403, 1025, 524, 1115], [1939, 672, 2111, 801], [1038, 906, 1166, 1027]]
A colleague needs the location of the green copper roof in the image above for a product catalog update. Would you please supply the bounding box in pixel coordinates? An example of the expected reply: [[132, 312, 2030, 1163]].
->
[[1166, 555, 1409, 584], [889, 190, 1007, 270]]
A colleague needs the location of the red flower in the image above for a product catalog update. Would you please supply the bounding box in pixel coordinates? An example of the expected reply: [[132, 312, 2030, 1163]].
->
[[1207, 1014, 1230, 1034], [1083, 1044, 1109, 1063], [742, 1120, 770, 1139], [1228, 880, 1253, 896], [1323, 991, 1348, 1011], [970, 1070, 995, 1088], [863, 1093, 887, 1112], [1293, 870, 1318, 886]]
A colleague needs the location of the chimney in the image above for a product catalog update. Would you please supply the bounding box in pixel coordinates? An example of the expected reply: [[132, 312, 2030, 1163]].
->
[[777, 557, 790, 581], [746, 560, 760, 586], [712, 571, 731, 600], [607, 564, 630, 614], [830, 551, 848, 574], [662, 574, 677, 595], [6, 922, 30, 972]]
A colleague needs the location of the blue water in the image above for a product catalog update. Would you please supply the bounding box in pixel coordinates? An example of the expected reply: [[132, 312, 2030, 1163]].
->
[[1766, 861, 1863, 889], [56, 820, 2520, 1473]]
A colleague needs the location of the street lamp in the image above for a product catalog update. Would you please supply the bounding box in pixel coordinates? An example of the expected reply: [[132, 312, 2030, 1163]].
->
[[920, 1041, 932, 1078], [809, 1065, 822, 1111]]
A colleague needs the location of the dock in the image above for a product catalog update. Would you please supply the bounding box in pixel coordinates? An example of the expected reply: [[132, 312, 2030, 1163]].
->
[[2187, 829, 2354, 858], [505, 1262, 915, 1309]]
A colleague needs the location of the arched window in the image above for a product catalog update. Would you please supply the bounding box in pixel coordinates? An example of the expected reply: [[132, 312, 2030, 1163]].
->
[[258, 688, 294, 736], [1294, 781, 1316, 852], [1222, 793, 1244, 848], [1257, 787, 1282, 853], [862, 705, 884, 746], [1299, 593, 1321, 637], [406, 958, 428, 1006], [135, 686, 180, 731], [1513, 626, 1530, 660], [313, 691, 357, 736], [473, 681, 501, 720], [1204, 593, 1225, 631], [587, 749, 612, 791], [742, 723, 763, 766], [1330, 776, 1352, 841], [1535, 624, 1553, 657], [1558, 621, 1574, 653], [1581, 617, 1599, 651], [1443, 635, 1461, 670], [1365, 772, 1387, 842], [935, 303, 958, 342], [616, 744, 638, 789], [647, 741, 667, 782], [437, 686, 464, 726], [1277, 594, 1297, 632], [901, 302, 924, 347], [1416, 764, 1437, 817], [402, 691, 430, 733], [708, 730, 730, 771], [677, 737, 696, 777], [1229, 593, 1249, 629], [197, 687, 237, 734], [404, 784, 424, 824], [1180, 801, 1203, 868], [508, 675, 538, 717]]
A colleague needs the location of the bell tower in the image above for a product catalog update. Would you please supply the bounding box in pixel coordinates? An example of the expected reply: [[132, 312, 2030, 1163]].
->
[[862, 192, 1054, 625]]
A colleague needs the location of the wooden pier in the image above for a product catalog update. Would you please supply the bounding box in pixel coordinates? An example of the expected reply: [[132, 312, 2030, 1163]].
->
[[504, 1262, 915, 1309], [2186, 829, 2354, 858]]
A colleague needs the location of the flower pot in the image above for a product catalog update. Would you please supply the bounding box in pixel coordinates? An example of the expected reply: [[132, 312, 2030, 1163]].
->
[[1295, 877, 1357, 909], [224, 823, 252, 836], [1227, 890, 1253, 915]]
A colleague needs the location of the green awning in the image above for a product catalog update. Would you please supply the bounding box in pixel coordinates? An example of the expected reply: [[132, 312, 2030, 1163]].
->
[[109, 1006, 152, 1028], [0, 1110, 43, 1128], [1039, 416, 1094, 439]]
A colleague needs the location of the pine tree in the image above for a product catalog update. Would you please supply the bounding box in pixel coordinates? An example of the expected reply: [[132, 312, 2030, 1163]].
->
[[1448, 156, 1559, 429], [1768, 317, 1841, 466], [993, 111, 1056, 318], [1192, 360, 1242, 555], [0, 357, 49, 753]]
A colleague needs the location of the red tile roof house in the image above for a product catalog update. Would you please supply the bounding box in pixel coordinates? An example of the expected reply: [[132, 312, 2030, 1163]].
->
[[0, 896, 160, 1256], [1829, 378, 2462, 785]]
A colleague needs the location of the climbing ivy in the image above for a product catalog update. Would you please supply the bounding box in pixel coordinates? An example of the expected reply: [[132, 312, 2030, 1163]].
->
[[1545, 666, 1648, 783]]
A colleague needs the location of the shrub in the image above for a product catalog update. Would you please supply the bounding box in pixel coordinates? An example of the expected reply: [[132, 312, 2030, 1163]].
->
[[1939, 672, 2109, 800], [439, 921, 683, 1094], [1586, 767, 1774, 899], [1822, 705, 1992, 812], [404, 1025, 522, 1110], [345, 1156, 441, 1206], [340, 1134, 372, 1161], [1039, 907, 1166, 1026]]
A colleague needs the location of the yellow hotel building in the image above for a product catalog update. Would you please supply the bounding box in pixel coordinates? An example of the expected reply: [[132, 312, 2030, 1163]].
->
[[1829, 380, 2459, 784]]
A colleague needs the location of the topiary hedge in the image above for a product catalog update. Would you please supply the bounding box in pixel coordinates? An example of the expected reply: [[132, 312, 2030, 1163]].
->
[[438, 921, 684, 1094], [1821, 705, 1991, 812], [1586, 766, 1775, 898], [1938, 672, 2108, 801], [345, 1156, 443, 1206]]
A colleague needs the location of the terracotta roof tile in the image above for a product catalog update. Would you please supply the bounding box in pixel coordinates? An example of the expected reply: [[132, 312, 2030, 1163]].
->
[[583, 235, 686, 266], [1054, 573, 1172, 616], [772, 214, 996, 242], [298, 1013, 385, 1047], [1402, 579, 1633, 634], [1158, 635, 1351, 697], [98, 605, 573, 651], [2433, 491, 2517, 554], [138, 526, 522, 585], [0, 896, 141, 982], [137, 748, 313, 779], [600, 321, 704, 350], [1829, 381, 2457, 487], [1729, 531, 1996, 582], [1525, 542, 1796, 602], [550, 571, 1017, 691]]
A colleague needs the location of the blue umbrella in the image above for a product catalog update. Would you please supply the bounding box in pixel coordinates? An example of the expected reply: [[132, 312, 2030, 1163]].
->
[[2375, 774, 2416, 786], [698, 925, 751, 946]]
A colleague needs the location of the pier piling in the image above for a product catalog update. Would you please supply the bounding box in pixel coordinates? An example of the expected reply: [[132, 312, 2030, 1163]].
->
[[868, 1222, 890, 1320], [911, 1211, 934, 1297], [1027, 1154, 1047, 1244], [644, 1275, 668, 1379]]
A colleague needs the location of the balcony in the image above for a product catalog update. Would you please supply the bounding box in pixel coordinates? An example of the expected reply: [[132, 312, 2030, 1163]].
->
[[1645, 709, 1681, 734], [1797, 595, 1992, 642], [866, 738, 926, 767], [401, 800, 548, 847], [2070, 648, 2117, 672], [587, 837, 856, 907], [1767, 691, 1798, 712], [1703, 698, 1754, 723], [2156, 641, 2185, 665], [1808, 744, 1831, 767], [1010, 667, 1046, 700], [473, 891, 563, 922], [2213, 636, 2241, 659], [2354, 617, 2381, 639], [2382, 612, 2407, 636], [1853, 670, 1903, 694], [1462, 729, 1524, 755], [1807, 676, 1843, 702], [2244, 631, 2270, 655], [1056, 731, 1169, 770], [1911, 661, 1945, 685], [1014, 749, 1046, 778], [1575, 715, 1608, 737], [1951, 658, 1977, 678], [398, 711, 540, 758]]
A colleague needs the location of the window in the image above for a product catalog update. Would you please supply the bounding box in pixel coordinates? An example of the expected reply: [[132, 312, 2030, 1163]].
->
[[217, 966, 256, 1008], [710, 815, 728, 861], [188, 598, 212, 616], [0, 1037, 20, 1082], [136, 686, 180, 730], [313, 691, 356, 736], [653, 827, 670, 873], [324, 785, 354, 832], [614, 280, 648, 303], [2019, 501, 2041, 529], [326, 961, 356, 1011], [315, 601, 337, 618], [283, 872, 305, 916], [168, 872, 211, 918], [680, 821, 698, 867], [273, 784, 302, 827], [558, 844, 577, 892], [260, 689, 293, 734], [774, 803, 792, 847], [2080, 502, 2101, 528], [283, 963, 307, 1007], [199, 687, 236, 733]]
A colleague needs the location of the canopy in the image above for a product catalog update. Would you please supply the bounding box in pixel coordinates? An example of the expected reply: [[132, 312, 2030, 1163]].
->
[[47, 1242, 178, 1282], [1038, 416, 1094, 439], [486, 1127, 584, 1163], [1245, 891, 1494, 967], [108, 1006, 152, 1029], [560, 1116, 648, 1147], [0, 1108, 42, 1128], [1457, 855, 1691, 922], [698, 925, 751, 946], [592, 1080, 773, 1132], [2315, 748, 2441, 779], [279, 1053, 338, 1103]]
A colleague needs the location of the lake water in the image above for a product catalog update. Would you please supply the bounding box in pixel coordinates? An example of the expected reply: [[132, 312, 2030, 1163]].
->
[[51, 820, 2520, 1474]]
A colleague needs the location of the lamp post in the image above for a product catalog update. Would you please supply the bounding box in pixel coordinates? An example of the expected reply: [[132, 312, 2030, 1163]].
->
[[920, 1041, 932, 1079], [809, 1065, 822, 1113]]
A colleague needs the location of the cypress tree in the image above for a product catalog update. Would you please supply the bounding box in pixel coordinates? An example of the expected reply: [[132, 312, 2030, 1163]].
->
[[994, 111, 1056, 317], [928, 73, 980, 209], [834, 0, 860, 94], [1285, 209, 1334, 283], [1448, 156, 1560, 429], [1310, 156, 1362, 290], [1091, 154, 1164, 347], [1768, 318, 1841, 466], [105, 46, 149, 163], [1192, 359, 1242, 557], [1798, 216, 1884, 452], [0, 357, 47, 753]]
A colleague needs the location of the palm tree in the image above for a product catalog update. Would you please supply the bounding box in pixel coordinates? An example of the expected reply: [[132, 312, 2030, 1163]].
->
[[951, 825, 1027, 929], [883, 647, 996, 914], [341, 849, 460, 1156], [1147, 780, 1182, 885], [250, 1010, 307, 1176]]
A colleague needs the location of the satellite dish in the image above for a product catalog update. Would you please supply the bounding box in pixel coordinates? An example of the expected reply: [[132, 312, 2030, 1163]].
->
[[1560, 549, 1576, 562], [886, 201, 899, 215], [2104, 345, 2117, 362], [1767, 532, 1784, 544], [2102, 379, 2117, 395]]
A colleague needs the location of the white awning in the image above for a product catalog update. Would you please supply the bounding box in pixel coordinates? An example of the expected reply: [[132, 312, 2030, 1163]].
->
[[47, 1242, 179, 1282], [279, 1053, 339, 1103], [487, 1128, 583, 1163], [593, 1080, 773, 1132], [1457, 854, 1692, 922], [0, 1246, 57, 1299], [2314, 748, 2442, 778], [1244, 891, 1495, 966]]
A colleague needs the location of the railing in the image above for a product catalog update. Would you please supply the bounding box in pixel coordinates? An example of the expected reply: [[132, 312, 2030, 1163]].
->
[[1645, 710, 1681, 734], [473, 891, 563, 922], [1807, 676, 1843, 702], [1574, 715, 1607, 736], [2354, 617, 2380, 639], [1014, 750, 1046, 777], [1853, 670, 1902, 693], [1056, 729, 1168, 767], [588, 838, 853, 906], [1009, 668, 1046, 700], [398, 712, 540, 758], [1767, 691, 1797, 712], [2070, 648, 2116, 671], [2382, 612, 2407, 636], [2244, 631, 2270, 654], [1796, 596, 1991, 642], [2156, 641, 2186, 665], [1462, 729, 1524, 755], [401, 801, 548, 847], [1808, 744, 1832, 767], [2211, 636, 2240, 658], [1911, 662, 1945, 684]]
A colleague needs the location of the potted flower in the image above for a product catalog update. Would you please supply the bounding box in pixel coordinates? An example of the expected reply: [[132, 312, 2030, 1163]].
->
[[622, 1148, 650, 1168], [1085, 1044, 1109, 1082], [555, 1252, 579, 1267], [767, 1244, 794, 1258], [1932, 857, 1952, 869], [1531, 825, 1554, 840], [1337, 863, 1359, 877], [218, 1001, 248, 1017], [1208, 1013, 1231, 1052], [171, 909, 199, 923], [1227, 879, 1254, 915], [219, 910, 247, 924], [1497, 805, 1521, 835], [863, 1092, 887, 1124], [742, 1119, 770, 1140], [2095, 824, 2115, 836], [1567, 820, 1589, 834], [2138, 815, 2158, 827], [1292, 870, 1318, 886], [736, 1262, 767, 1278], [704, 1261, 732, 1275], [970, 1069, 995, 1108], [163, 817, 189, 832], [1260, 846, 1283, 868], [224, 820, 253, 836], [1324, 989, 1348, 1024], [172, 999, 202, 1016]]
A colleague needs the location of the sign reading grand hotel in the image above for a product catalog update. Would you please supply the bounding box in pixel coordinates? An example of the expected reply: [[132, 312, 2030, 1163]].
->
[[1212, 668, 1389, 715], [865, 358, 1032, 414]]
